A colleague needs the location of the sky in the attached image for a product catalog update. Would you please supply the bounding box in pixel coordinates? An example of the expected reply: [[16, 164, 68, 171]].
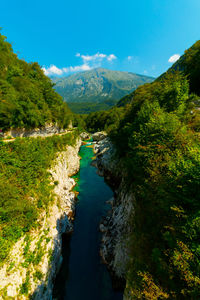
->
[[0, 0, 200, 78]]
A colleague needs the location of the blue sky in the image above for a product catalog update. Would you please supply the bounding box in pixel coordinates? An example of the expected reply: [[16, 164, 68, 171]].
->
[[1, 0, 200, 78]]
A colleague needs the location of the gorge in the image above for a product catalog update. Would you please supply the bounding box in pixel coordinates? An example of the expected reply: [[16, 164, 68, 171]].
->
[[1, 30, 200, 299], [53, 139, 123, 300]]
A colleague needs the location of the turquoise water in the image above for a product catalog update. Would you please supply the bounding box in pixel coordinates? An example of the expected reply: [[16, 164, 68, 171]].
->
[[53, 143, 123, 300]]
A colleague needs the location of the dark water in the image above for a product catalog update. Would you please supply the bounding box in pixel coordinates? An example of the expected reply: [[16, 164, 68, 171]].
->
[[53, 143, 123, 300]]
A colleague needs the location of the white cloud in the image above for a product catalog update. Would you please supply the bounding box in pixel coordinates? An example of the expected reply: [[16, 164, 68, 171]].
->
[[168, 54, 180, 63], [77, 52, 117, 63], [42, 65, 63, 76], [144, 70, 148, 75], [127, 56, 133, 60], [43, 51, 117, 77], [63, 64, 91, 73], [107, 54, 117, 61], [42, 64, 91, 76], [82, 53, 106, 62]]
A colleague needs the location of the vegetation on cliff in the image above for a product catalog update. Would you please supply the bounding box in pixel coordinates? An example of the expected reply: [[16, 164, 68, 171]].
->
[[85, 41, 200, 299], [0, 132, 78, 265], [0, 32, 72, 131], [167, 40, 200, 96], [110, 58, 200, 298], [110, 71, 200, 298]]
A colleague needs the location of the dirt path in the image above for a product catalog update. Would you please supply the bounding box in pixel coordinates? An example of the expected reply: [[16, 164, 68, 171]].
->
[[1, 130, 74, 143]]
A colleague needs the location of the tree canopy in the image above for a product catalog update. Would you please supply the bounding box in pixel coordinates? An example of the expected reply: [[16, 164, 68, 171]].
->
[[0, 32, 72, 131], [109, 70, 200, 299]]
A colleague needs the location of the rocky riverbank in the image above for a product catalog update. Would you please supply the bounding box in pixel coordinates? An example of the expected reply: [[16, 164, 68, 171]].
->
[[0, 138, 81, 299], [92, 133, 134, 295]]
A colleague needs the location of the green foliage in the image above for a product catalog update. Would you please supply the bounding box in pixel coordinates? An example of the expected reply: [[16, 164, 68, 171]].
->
[[0, 33, 72, 131], [72, 113, 87, 130], [0, 132, 78, 264], [33, 270, 43, 281], [164, 40, 200, 96], [67, 99, 117, 114], [111, 72, 190, 155], [182, 41, 200, 95], [108, 70, 200, 298], [84, 106, 126, 133], [20, 271, 30, 295]]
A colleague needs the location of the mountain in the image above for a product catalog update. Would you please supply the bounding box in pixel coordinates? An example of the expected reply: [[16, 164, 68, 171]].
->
[[53, 68, 154, 111]]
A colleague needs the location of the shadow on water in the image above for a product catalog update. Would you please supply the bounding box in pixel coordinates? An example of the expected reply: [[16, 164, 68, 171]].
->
[[53, 143, 123, 300]]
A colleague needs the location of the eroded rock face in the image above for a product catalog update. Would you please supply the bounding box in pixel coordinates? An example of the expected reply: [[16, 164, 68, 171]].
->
[[0, 139, 81, 299], [80, 132, 90, 140], [92, 131, 107, 142], [93, 136, 134, 291], [3, 123, 66, 138]]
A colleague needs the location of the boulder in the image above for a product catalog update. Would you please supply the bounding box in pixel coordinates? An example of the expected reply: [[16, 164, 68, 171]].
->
[[80, 132, 90, 140], [99, 223, 107, 233], [92, 131, 107, 142]]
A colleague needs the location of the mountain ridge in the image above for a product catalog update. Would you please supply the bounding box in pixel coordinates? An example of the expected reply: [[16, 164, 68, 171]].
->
[[53, 68, 154, 105]]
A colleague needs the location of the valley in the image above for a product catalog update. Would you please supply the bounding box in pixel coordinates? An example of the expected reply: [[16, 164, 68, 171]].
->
[[53, 141, 123, 300], [1, 29, 200, 300]]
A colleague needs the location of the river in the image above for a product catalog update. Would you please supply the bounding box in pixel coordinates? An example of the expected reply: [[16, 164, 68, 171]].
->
[[53, 142, 123, 300]]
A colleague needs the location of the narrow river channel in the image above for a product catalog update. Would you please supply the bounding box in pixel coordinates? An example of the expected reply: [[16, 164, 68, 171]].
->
[[53, 142, 123, 300]]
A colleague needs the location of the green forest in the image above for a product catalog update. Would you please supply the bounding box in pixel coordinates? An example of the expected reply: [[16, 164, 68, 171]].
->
[[84, 41, 200, 299], [0, 31, 72, 131], [67, 99, 117, 114]]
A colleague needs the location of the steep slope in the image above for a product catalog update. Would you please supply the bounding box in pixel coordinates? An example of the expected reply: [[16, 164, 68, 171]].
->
[[116, 40, 200, 108], [0, 32, 72, 131], [0, 133, 81, 299], [166, 40, 200, 95], [53, 68, 154, 105], [85, 41, 200, 299]]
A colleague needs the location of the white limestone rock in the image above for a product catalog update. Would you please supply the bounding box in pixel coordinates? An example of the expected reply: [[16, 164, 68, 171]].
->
[[0, 138, 81, 299], [94, 136, 134, 281], [92, 131, 107, 142], [80, 132, 90, 140]]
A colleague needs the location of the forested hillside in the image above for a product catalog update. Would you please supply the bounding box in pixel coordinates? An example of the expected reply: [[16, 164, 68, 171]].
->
[[0, 32, 72, 131], [86, 41, 200, 299], [115, 41, 200, 109], [166, 40, 200, 96]]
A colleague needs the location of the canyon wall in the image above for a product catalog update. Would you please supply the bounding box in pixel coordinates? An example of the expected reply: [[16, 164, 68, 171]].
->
[[0, 139, 81, 299], [3, 123, 72, 139], [93, 134, 134, 295]]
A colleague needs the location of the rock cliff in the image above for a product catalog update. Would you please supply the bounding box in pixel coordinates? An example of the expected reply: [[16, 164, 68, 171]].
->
[[3, 123, 70, 138], [93, 135, 134, 294], [0, 138, 81, 299]]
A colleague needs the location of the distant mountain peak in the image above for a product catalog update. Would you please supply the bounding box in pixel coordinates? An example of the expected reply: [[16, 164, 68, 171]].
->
[[53, 68, 154, 105]]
